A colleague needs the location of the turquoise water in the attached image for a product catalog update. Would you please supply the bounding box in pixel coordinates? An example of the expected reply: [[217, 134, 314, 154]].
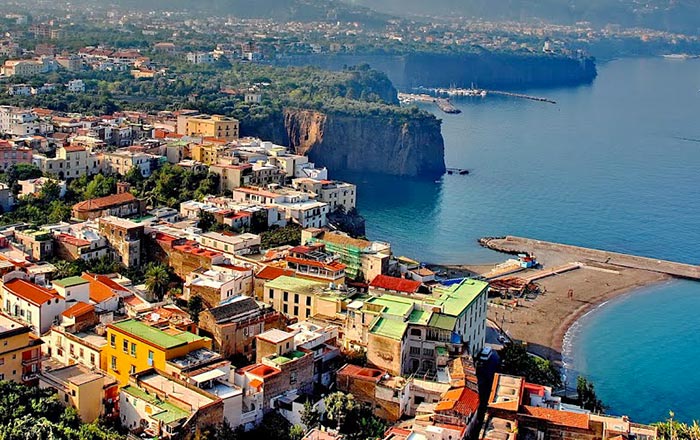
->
[[335, 57, 700, 422]]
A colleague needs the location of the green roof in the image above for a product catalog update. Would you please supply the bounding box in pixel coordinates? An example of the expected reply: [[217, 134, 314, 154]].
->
[[408, 309, 430, 325], [265, 276, 325, 294], [122, 385, 189, 424], [366, 295, 415, 317], [436, 346, 448, 356], [428, 314, 457, 331], [434, 278, 488, 316], [53, 276, 89, 288], [370, 317, 407, 340], [111, 319, 207, 350]]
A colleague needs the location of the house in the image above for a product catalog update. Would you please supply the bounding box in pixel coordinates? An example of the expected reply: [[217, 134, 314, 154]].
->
[[199, 296, 285, 359], [39, 364, 118, 423], [485, 374, 658, 440], [71, 191, 143, 221], [18, 177, 66, 198], [44, 325, 108, 370], [98, 216, 144, 268], [1, 277, 65, 334], [182, 114, 239, 141], [103, 318, 214, 385], [285, 244, 346, 284], [13, 228, 53, 261], [81, 272, 130, 312], [369, 274, 422, 296], [263, 276, 355, 321], [183, 265, 254, 308], [0, 312, 44, 384], [0, 183, 13, 212], [119, 369, 225, 439], [252, 266, 295, 301]]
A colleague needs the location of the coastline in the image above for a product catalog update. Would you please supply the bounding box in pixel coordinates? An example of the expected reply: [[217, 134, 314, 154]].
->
[[432, 253, 672, 363]]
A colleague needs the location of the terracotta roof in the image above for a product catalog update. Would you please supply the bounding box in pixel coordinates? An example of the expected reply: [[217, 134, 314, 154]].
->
[[81, 273, 128, 303], [337, 364, 384, 382], [249, 379, 263, 389], [256, 266, 295, 281], [521, 406, 590, 430], [286, 256, 346, 272], [62, 301, 94, 318], [63, 145, 86, 152], [4, 278, 59, 306], [435, 387, 479, 415], [72, 192, 137, 213], [56, 233, 91, 247], [370, 275, 421, 293]]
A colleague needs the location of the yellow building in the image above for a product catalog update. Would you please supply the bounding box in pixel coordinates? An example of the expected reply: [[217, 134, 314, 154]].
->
[[185, 114, 239, 141], [0, 312, 43, 384], [103, 319, 212, 385], [190, 143, 230, 165], [38, 364, 118, 423]]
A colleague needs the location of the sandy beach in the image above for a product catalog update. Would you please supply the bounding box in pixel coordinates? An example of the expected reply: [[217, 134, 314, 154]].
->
[[431, 238, 676, 363]]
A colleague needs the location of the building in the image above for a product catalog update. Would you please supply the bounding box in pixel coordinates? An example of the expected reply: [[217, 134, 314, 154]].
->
[[33, 145, 101, 179], [198, 296, 286, 359], [1, 277, 65, 335], [98, 216, 144, 268], [369, 275, 422, 296], [0, 106, 41, 136], [183, 265, 254, 308], [13, 229, 53, 261], [44, 325, 107, 370], [0, 183, 13, 212], [0, 312, 44, 384], [485, 374, 658, 440], [39, 364, 118, 423], [183, 114, 239, 142], [186, 51, 215, 64], [302, 229, 392, 282], [292, 179, 357, 212], [253, 266, 295, 301], [285, 244, 346, 284], [1, 59, 45, 77], [103, 319, 213, 385], [66, 79, 85, 92], [102, 149, 156, 177], [190, 143, 231, 166], [199, 231, 261, 256], [343, 278, 489, 376], [81, 272, 131, 312], [71, 191, 143, 221], [120, 369, 226, 438], [263, 276, 353, 321], [18, 177, 66, 198]]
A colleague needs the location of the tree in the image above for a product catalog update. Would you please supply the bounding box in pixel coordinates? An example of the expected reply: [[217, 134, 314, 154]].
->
[[576, 376, 605, 414], [324, 392, 358, 431], [145, 263, 171, 300], [300, 400, 321, 430], [198, 211, 217, 232], [289, 425, 305, 440], [498, 342, 562, 388], [188, 294, 204, 325]]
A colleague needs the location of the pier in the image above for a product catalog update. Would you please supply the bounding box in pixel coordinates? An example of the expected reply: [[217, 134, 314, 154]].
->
[[480, 236, 700, 280], [486, 91, 557, 104], [398, 93, 462, 114]]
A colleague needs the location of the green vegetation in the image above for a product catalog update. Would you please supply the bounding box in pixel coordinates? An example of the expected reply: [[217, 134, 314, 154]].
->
[[260, 224, 302, 249], [323, 391, 388, 440], [0, 380, 123, 440], [144, 263, 173, 300], [498, 342, 562, 388], [133, 164, 220, 208], [187, 294, 204, 325], [655, 412, 700, 440], [576, 376, 605, 414], [52, 256, 122, 279]]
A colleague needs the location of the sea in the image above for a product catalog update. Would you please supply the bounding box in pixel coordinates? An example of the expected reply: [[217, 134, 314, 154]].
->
[[334, 57, 700, 423]]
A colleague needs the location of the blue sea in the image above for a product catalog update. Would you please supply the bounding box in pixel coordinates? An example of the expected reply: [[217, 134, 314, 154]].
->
[[335, 57, 700, 423]]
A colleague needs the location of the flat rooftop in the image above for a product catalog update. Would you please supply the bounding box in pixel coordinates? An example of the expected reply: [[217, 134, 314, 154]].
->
[[110, 319, 207, 350]]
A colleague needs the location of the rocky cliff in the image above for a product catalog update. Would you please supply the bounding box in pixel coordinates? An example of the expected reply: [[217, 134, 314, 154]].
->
[[276, 52, 597, 90], [282, 108, 445, 177]]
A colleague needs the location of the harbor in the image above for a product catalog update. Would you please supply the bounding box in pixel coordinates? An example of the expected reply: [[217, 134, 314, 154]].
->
[[403, 87, 558, 106], [397, 92, 461, 114]]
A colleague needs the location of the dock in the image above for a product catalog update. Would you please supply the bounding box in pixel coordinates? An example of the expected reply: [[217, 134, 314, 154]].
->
[[480, 236, 700, 280], [398, 93, 461, 114], [487, 91, 557, 104], [435, 98, 461, 114]]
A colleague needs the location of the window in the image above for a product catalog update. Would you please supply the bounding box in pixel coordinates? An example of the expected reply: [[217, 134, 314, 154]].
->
[[294, 294, 299, 304], [130, 365, 136, 375], [69, 344, 75, 357], [283, 304, 288, 314], [293, 306, 299, 316], [131, 343, 137, 357], [148, 350, 154, 366], [90, 353, 95, 365], [306, 297, 311, 306], [283, 291, 288, 301], [79, 348, 84, 359], [123, 339, 128, 353], [110, 334, 115, 348], [0, 358, 4, 366], [268, 289, 274, 300], [111, 356, 117, 371]]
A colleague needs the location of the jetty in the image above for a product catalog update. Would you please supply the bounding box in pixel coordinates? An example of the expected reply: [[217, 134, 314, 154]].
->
[[487, 91, 557, 104], [435, 98, 461, 114], [480, 236, 700, 280]]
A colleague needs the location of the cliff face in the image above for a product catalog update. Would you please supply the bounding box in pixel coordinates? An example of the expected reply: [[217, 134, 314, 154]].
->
[[276, 52, 597, 90], [283, 108, 445, 177]]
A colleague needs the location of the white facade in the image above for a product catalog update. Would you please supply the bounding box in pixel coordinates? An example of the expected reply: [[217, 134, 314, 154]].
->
[[1, 279, 66, 335], [186, 52, 214, 64], [0, 106, 40, 136], [67, 79, 86, 92]]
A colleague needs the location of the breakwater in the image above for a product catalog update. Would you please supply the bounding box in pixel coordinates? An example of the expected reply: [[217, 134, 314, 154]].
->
[[481, 236, 700, 280]]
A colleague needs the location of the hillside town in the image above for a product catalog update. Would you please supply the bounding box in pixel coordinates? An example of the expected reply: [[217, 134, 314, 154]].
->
[[0, 102, 659, 440]]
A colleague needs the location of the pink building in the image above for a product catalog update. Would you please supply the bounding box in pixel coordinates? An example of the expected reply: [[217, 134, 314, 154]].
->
[[0, 141, 33, 171]]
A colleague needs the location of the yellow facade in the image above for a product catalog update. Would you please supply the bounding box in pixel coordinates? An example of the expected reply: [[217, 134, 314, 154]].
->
[[190, 144, 228, 165], [0, 313, 41, 383], [103, 319, 212, 385], [186, 115, 239, 142]]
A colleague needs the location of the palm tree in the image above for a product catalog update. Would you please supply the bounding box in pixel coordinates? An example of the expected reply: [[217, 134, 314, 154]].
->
[[145, 264, 170, 300]]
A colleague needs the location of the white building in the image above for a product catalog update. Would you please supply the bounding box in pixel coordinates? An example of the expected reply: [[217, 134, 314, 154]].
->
[[186, 52, 214, 64], [66, 79, 85, 92], [0, 106, 41, 136], [1, 277, 66, 335]]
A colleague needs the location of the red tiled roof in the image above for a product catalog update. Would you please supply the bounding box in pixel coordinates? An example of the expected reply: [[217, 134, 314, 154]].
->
[[63, 145, 86, 152], [286, 256, 346, 272], [56, 233, 91, 247], [435, 387, 479, 415], [81, 273, 129, 303], [62, 301, 94, 318], [72, 192, 137, 213], [370, 275, 421, 293], [337, 364, 385, 382], [173, 244, 221, 259], [256, 266, 295, 281], [4, 279, 59, 306], [247, 364, 281, 379], [520, 406, 590, 430]]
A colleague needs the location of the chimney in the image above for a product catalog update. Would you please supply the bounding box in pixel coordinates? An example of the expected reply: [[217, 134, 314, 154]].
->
[[116, 182, 130, 194]]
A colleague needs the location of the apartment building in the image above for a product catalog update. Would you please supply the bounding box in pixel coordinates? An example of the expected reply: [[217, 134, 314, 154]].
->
[[0, 143, 33, 171], [0, 312, 44, 384], [184, 114, 239, 141], [1, 278, 65, 335], [98, 216, 144, 268]]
